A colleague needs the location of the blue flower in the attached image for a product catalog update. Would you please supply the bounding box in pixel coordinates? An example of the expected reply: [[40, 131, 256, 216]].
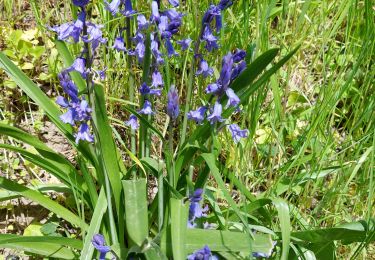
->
[[168, 0, 179, 7], [218, 0, 233, 10], [231, 60, 246, 81], [167, 86, 179, 120], [82, 23, 107, 52], [137, 14, 149, 30], [177, 38, 192, 50], [92, 234, 111, 260], [56, 96, 69, 108], [65, 57, 87, 78], [232, 49, 246, 62], [121, 0, 137, 17], [205, 83, 219, 94], [151, 1, 160, 23], [58, 72, 79, 102], [125, 114, 139, 130], [165, 38, 178, 57], [164, 9, 184, 23], [187, 245, 218, 260], [49, 11, 86, 43], [207, 102, 224, 124], [104, 0, 121, 15], [135, 41, 146, 62], [218, 53, 234, 89], [196, 59, 213, 78], [225, 88, 240, 107], [112, 36, 127, 51], [202, 26, 218, 51], [138, 100, 154, 115], [139, 82, 162, 96], [60, 109, 76, 126], [75, 123, 94, 144], [188, 189, 209, 227], [228, 123, 248, 143], [151, 70, 164, 87], [187, 106, 207, 124], [72, 0, 90, 7]]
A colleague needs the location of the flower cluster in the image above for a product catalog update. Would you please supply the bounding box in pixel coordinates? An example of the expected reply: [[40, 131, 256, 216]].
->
[[50, 1, 107, 143], [187, 7, 249, 143], [118, 0, 190, 128]]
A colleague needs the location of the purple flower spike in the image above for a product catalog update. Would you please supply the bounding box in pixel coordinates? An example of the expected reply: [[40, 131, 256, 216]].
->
[[168, 0, 179, 7], [205, 83, 219, 94], [152, 70, 164, 87], [122, 0, 137, 17], [190, 188, 203, 202], [218, 0, 233, 10], [139, 82, 162, 96], [228, 123, 248, 143], [177, 38, 192, 50], [92, 234, 111, 260], [225, 88, 240, 107], [73, 0, 90, 7], [112, 36, 127, 51], [138, 100, 154, 115], [125, 114, 139, 130], [188, 188, 208, 227], [135, 41, 146, 62], [165, 38, 178, 57], [188, 245, 218, 260], [75, 123, 94, 144], [187, 106, 207, 124], [231, 60, 246, 81], [232, 49, 246, 62], [207, 102, 224, 124], [167, 86, 179, 120], [202, 25, 218, 52], [104, 0, 121, 15], [196, 59, 213, 78]]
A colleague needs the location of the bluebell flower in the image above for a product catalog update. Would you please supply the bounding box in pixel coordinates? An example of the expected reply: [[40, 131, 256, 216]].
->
[[188, 189, 209, 227], [104, 0, 121, 15], [177, 38, 192, 50], [151, 37, 164, 64], [228, 123, 248, 143], [65, 57, 87, 78], [137, 15, 149, 30], [112, 36, 127, 51], [207, 102, 224, 124], [151, 70, 164, 87], [82, 23, 107, 51], [202, 5, 220, 26], [125, 114, 139, 130], [231, 60, 246, 81], [58, 72, 79, 102], [167, 86, 179, 120], [151, 1, 160, 23], [132, 31, 145, 44], [56, 96, 69, 108], [121, 0, 137, 17], [139, 82, 162, 96], [92, 234, 111, 260], [75, 123, 94, 144], [202, 26, 218, 51], [73, 99, 92, 121], [97, 68, 107, 80], [165, 38, 178, 57], [225, 88, 240, 107], [138, 100, 154, 115], [196, 59, 213, 78], [73, 0, 90, 7], [187, 106, 207, 124], [60, 109, 76, 126], [164, 9, 184, 23], [232, 49, 246, 62], [205, 83, 219, 94], [190, 188, 203, 202], [187, 245, 218, 260], [168, 0, 179, 7], [135, 41, 146, 62], [49, 11, 85, 43]]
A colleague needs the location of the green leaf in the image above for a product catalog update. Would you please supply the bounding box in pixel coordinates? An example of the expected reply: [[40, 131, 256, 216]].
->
[[0, 143, 87, 198], [123, 179, 149, 246], [91, 83, 123, 221], [161, 229, 274, 255], [201, 153, 252, 237], [170, 198, 188, 260], [291, 220, 375, 244], [0, 176, 87, 230], [80, 189, 107, 260], [0, 234, 82, 259], [272, 198, 291, 260]]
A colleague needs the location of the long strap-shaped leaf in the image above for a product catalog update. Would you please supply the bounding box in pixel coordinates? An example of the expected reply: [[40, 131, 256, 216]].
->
[[0, 234, 80, 259], [0, 176, 88, 230], [0, 52, 97, 166], [0, 143, 87, 197]]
